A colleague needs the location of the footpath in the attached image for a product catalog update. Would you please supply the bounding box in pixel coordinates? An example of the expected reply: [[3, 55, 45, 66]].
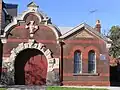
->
[[62, 86, 120, 90], [0, 85, 119, 90]]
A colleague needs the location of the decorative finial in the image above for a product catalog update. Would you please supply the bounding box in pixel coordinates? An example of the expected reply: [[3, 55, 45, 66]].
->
[[27, 1, 39, 11]]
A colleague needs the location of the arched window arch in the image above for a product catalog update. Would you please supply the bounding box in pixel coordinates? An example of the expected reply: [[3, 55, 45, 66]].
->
[[74, 50, 82, 73], [88, 50, 96, 73]]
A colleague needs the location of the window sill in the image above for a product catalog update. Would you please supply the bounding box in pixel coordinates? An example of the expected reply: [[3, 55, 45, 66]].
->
[[73, 73, 99, 76]]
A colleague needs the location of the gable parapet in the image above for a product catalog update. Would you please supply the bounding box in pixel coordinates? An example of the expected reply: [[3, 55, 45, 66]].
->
[[0, 1, 61, 42]]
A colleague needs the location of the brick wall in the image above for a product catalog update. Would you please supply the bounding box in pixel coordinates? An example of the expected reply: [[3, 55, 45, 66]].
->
[[0, 0, 2, 34], [3, 13, 60, 65], [62, 29, 110, 86]]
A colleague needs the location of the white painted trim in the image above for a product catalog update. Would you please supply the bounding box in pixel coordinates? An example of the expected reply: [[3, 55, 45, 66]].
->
[[59, 23, 108, 43], [3, 8, 8, 15], [4, 17, 17, 34], [16, 10, 42, 22], [1, 38, 7, 43], [1, 7, 61, 40], [60, 23, 85, 39], [3, 40, 59, 72], [3, 10, 41, 37]]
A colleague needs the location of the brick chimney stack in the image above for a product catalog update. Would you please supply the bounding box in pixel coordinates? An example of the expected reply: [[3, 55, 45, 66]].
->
[[95, 20, 101, 33]]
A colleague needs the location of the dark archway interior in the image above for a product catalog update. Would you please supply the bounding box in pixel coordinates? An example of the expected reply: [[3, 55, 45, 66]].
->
[[14, 48, 46, 85], [110, 65, 120, 86]]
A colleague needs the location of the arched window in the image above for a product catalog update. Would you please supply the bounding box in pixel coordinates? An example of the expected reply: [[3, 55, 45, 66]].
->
[[74, 50, 82, 73], [88, 50, 96, 73]]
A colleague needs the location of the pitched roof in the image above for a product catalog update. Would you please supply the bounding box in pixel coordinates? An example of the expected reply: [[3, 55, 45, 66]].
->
[[58, 27, 73, 35], [59, 23, 108, 42]]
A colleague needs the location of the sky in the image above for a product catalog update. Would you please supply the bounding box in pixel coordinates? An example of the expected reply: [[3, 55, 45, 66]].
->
[[3, 0, 120, 34]]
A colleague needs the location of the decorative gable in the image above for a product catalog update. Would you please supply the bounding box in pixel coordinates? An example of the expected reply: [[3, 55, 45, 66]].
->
[[0, 1, 61, 40], [76, 30, 94, 38], [60, 23, 108, 42]]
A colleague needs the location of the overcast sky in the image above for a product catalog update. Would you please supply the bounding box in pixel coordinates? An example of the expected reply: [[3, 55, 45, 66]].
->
[[4, 0, 120, 34]]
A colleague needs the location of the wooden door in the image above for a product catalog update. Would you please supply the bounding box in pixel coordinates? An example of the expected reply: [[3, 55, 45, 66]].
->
[[14, 49, 47, 85], [25, 54, 47, 85]]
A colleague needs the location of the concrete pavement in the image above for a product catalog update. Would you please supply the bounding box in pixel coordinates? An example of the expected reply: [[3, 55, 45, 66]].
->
[[62, 86, 120, 90]]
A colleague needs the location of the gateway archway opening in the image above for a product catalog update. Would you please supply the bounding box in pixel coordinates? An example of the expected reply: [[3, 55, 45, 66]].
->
[[14, 48, 47, 85]]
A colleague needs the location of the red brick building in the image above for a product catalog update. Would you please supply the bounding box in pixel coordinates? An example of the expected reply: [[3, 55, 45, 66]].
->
[[0, 1, 110, 86]]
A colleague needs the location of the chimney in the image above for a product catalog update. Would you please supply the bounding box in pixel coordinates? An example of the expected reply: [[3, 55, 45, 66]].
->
[[95, 20, 101, 33]]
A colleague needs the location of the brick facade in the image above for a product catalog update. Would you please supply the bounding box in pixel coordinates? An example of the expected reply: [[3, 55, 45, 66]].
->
[[0, 1, 110, 86], [61, 29, 110, 86]]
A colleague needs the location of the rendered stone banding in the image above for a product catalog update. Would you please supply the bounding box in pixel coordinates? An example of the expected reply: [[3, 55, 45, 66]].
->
[[1, 40, 59, 85]]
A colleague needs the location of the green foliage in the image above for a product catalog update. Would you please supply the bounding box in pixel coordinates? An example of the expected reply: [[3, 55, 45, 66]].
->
[[109, 26, 120, 58], [47, 87, 108, 90], [0, 88, 7, 90]]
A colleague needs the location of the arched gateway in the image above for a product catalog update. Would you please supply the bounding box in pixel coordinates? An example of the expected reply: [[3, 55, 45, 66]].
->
[[14, 48, 47, 85], [1, 40, 59, 85], [0, 2, 60, 85]]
